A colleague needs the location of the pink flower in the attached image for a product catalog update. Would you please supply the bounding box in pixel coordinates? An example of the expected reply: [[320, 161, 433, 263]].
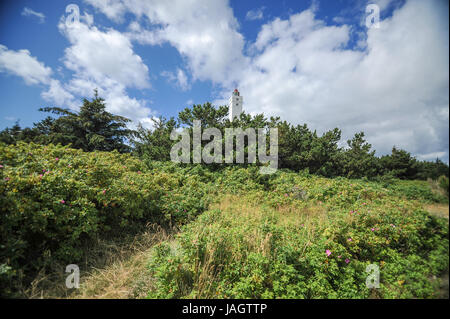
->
[[371, 228, 375, 232], [4, 177, 10, 181], [284, 193, 288, 197], [390, 224, 396, 228], [39, 174, 43, 177], [55, 158, 59, 161], [326, 249, 331, 256], [345, 258, 350, 264], [60, 200, 65, 204], [348, 238, 352, 242], [338, 255, 341, 259], [102, 189, 106, 194], [0, 164, 3, 168]]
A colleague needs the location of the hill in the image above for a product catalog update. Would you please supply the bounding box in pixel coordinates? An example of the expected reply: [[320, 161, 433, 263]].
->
[[0, 142, 448, 298]]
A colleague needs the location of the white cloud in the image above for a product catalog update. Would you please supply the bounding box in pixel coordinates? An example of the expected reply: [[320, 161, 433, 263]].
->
[[41, 79, 76, 107], [21, 7, 45, 23], [246, 7, 264, 21], [0, 45, 77, 109], [227, 0, 448, 161], [2, 5, 155, 129], [0, 45, 52, 85], [59, 20, 150, 89], [370, 0, 394, 12], [54, 16, 155, 126], [78, 0, 450, 162], [84, 0, 127, 23], [161, 68, 190, 91], [85, 0, 248, 86]]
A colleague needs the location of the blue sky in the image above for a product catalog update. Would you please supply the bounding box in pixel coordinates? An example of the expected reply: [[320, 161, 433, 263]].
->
[[0, 0, 448, 162]]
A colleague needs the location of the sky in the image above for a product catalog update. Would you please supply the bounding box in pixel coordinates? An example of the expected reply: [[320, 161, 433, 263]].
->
[[0, 0, 448, 162]]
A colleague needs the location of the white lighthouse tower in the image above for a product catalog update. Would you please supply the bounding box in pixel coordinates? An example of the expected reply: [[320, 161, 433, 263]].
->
[[228, 89, 243, 121]]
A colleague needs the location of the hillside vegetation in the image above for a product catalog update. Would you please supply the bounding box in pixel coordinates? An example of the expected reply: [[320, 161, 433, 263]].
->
[[1, 142, 448, 298]]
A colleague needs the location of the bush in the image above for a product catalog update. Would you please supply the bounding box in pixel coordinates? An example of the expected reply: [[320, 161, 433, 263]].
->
[[0, 142, 211, 296], [1, 142, 448, 298], [146, 178, 449, 299]]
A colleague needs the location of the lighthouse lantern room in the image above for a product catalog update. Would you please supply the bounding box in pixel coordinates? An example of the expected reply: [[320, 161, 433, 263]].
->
[[228, 89, 243, 121]]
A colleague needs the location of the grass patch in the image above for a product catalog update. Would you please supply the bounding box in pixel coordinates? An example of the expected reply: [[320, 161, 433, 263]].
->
[[146, 194, 448, 299]]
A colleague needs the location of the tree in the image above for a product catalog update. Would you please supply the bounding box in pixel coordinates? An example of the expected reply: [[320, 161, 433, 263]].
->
[[415, 158, 449, 180], [340, 132, 379, 179], [380, 147, 418, 179], [178, 102, 228, 128], [0, 121, 42, 145], [35, 90, 134, 152], [133, 117, 179, 161]]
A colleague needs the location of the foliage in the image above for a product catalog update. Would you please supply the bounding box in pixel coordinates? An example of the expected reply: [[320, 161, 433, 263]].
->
[[1, 100, 448, 180], [0, 142, 211, 296], [134, 103, 448, 181], [146, 171, 449, 299], [133, 117, 179, 161], [340, 132, 379, 179], [1, 142, 448, 298], [0, 90, 134, 153]]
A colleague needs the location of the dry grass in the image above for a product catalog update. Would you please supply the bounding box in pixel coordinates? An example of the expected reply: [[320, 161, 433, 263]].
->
[[428, 178, 448, 199], [24, 223, 176, 299], [176, 195, 331, 298], [424, 203, 449, 219]]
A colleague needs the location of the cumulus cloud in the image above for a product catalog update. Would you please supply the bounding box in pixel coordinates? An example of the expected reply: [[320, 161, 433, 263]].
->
[[41, 79, 76, 107], [55, 15, 155, 126], [21, 7, 46, 24], [0, 45, 77, 110], [59, 20, 150, 89], [1, 13, 156, 129], [85, 0, 449, 161], [85, 0, 248, 86], [0, 45, 52, 85], [5, 0, 447, 162], [237, 0, 448, 161], [84, 0, 127, 23]]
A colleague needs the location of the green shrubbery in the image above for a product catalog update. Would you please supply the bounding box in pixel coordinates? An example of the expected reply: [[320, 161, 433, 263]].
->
[[2, 101, 448, 182], [0, 143, 212, 296], [1, 142, 448, 298], [147, 171, 449, 299]]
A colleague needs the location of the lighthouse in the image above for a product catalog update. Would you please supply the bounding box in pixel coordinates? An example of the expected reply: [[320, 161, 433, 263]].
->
[[228, 89, 243, 121]]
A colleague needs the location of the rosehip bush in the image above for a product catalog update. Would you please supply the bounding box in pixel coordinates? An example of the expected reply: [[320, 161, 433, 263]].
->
[[0, 142, 210, 295]]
